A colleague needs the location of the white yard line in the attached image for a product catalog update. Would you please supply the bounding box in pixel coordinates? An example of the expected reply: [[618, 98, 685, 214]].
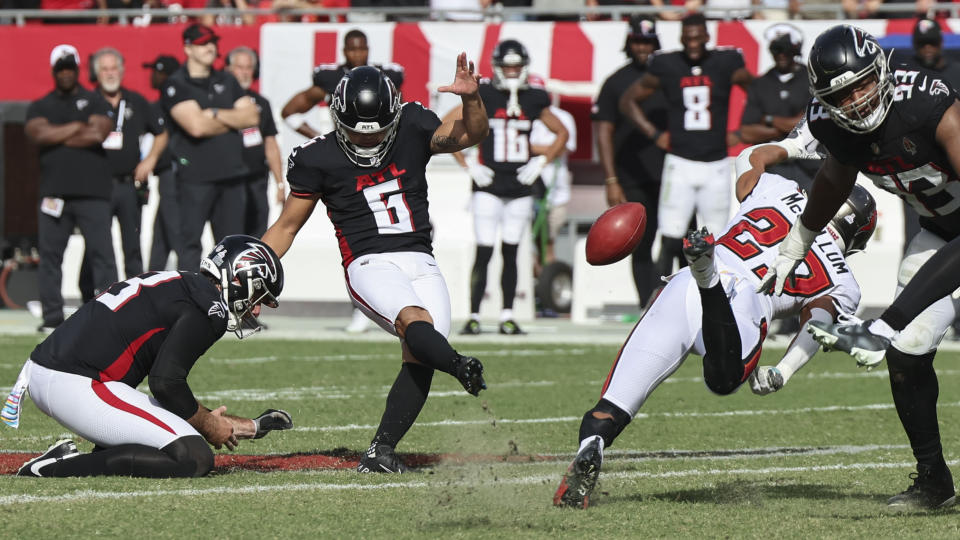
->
[[205, 348, 593, 365], [4, 459, 954, 506], [291, 400, 960, 432]]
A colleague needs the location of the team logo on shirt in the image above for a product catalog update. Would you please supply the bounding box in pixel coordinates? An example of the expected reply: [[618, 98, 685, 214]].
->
[[930, 79, 950, 97], [208, 300, 227, 319], [166, 86, 176, 97], [903, 136, 917, 156], [76, 99, 88, 111], [213, 83, 225, 94]]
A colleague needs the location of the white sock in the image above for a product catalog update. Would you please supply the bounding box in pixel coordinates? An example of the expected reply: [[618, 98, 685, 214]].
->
[[868, 319, 897, 340], [500, 309, 513, 322], [689, 257, 719, 289], [470, 313, 480, 322]]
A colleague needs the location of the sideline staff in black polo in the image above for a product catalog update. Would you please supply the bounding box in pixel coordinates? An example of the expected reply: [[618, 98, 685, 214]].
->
[[161, 23, 258, 272], [25, 44, 118, 332], [144, 55, 182, 271], [79, 47, 168, 301]]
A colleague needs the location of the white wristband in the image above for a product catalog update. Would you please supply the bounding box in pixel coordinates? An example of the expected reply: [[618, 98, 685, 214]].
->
[[283, 112, 307, 132]]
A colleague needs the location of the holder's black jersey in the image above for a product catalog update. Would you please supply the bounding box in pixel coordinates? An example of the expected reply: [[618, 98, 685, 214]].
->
[[30, 271, 227, 390], [807, 62, 960, 240], [476, 80, 550, 198], [286, 102, 441, 267], [648, 47, 745, 162]]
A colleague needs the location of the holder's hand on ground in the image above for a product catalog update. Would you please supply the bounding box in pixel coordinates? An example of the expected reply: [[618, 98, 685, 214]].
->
[[203, 405, 238, 450], [252, 409, 294, 439]]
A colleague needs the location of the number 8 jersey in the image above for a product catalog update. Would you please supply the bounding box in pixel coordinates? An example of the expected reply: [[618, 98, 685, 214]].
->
[[286, 102, 441, 267], [714, 173, 861, 318], [648, 47, 745, 162]]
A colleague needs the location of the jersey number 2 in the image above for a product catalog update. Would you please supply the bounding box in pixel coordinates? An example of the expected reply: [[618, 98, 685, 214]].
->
[[682, 86, 711, 131], [364, 179, 414, 234]]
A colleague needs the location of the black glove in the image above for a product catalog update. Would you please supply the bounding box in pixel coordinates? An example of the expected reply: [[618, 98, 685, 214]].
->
[[252, 409, 293, 439]]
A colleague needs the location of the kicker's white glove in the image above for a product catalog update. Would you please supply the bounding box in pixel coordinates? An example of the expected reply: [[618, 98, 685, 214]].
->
[[756, 221, 820, 295], [466, 163, 494, 188], [749, 366, 784, 395], [517, 155, 548, 186]]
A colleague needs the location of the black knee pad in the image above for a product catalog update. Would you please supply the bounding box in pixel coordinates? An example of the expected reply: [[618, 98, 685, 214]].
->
[[579, 399, 632, 449], [162, 435, 214, 477]]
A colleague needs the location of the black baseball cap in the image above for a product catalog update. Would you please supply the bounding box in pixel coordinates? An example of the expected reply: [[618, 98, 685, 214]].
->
[[143, 55, 180, 74], [183, 23, 220, 46], [913, 18, 942, 46], [627, 16, 660, 49]]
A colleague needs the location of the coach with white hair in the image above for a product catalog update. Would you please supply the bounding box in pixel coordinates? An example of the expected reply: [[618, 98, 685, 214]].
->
[[25, 44, 117, 333], [78, 47, 168, 302]]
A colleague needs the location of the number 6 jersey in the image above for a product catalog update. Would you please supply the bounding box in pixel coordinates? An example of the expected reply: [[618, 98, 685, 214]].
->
[[714, 173, 861, 318], [286, 102, 441, 267]]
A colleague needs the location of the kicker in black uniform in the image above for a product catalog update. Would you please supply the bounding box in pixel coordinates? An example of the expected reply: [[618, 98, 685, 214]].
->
[[262, 54, 489, 474]]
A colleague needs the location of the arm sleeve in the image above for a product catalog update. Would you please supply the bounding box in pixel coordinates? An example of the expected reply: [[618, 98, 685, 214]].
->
[[591, 79, 618, 123], [147, 306, 222, 419], [285, 147, 323, 197]]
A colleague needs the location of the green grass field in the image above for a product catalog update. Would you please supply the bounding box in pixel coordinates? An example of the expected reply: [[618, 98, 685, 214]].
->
[[2, 333, 959, 538]]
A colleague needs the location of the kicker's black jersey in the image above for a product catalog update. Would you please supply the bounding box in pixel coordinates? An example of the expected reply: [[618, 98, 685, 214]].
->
[[807, 62, 960, 240], [286, 101, 440, 267], [476, 80, 551, 198], [648, 47, 745, 162], [31, 271, 227, 391], [312, 62, 405, 96]]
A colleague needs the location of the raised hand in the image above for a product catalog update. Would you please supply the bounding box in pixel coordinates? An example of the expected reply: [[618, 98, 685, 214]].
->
[[437, 52, 480, 97]]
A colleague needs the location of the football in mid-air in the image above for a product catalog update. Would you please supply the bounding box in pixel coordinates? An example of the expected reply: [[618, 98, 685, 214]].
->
[[586, 202, 647, 266]]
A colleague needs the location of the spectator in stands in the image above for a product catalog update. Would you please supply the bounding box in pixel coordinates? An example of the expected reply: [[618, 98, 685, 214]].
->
[[78, 47, 167, 302], [738, 24, 813, 190], [161, 24, 258, 273], [26, 45, 117, 332], [144, 55, 182, 271], [221, 46, 285, 237], [593, 16, 667, 309], [200, 0, 256, 26], [842, 0, 923, 18]]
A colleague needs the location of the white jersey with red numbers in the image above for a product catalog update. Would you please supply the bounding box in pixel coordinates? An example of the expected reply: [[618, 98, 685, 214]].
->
[[713, 172, 860, 318]]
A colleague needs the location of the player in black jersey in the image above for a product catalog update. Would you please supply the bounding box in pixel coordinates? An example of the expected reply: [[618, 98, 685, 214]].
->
[[448, 39, 569, 336], [620, 13, 753, 281], [6, 236, 291, 478], [262, 55, 489, 474], [758, 25, 960, 510], [280, 29, 405, 140]]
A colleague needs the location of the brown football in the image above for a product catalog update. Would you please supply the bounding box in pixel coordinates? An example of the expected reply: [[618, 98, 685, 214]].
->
[[586, 202, 648, 266]]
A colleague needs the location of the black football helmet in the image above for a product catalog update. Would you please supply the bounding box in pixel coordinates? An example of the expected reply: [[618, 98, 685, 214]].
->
[[491, 39, 530, 90], [808, 25, 893, 134], [329, 65, 402, 168], [200, 235, 284, 338], [826, 184, 877, 255]]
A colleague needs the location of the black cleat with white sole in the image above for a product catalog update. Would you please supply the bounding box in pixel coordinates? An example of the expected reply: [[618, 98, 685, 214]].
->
[[553, 436, 603, 509], [17, 439, 80, 477], [357, 444, 410, 474], [887, 463, 956, 511]]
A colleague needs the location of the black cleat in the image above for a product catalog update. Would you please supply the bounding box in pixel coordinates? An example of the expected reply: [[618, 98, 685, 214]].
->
[[887, 464, 956, 510], [357, 443, 410, 474], [554, 436, 603, 509], [459, 318, 481, 335], [17, 439, 79, 477], [498, 319, 525, 335], [453, 354, 486, 396]]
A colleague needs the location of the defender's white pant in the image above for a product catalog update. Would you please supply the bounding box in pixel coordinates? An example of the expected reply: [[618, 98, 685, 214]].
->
[[657, 154, 732, 239], [472, 191, 534, 246], [892, 229, 958, 355], [601, 271, 769, 417], [345, 251, 452, 337], [25, 360, 199, 449]]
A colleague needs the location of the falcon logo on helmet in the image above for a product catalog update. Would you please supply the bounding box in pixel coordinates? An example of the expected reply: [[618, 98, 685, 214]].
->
[[808, 25, 893, 134], [200, 235, 284, 338], [825, 184, 877, 256]]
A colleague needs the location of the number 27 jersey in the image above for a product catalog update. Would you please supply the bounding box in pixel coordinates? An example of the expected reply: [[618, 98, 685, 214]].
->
[[286, 102, 441, 267], [714, 173, 861, 317]]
